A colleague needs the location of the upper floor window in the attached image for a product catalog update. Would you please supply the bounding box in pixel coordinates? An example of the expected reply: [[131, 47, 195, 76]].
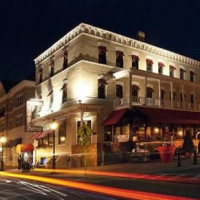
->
[[132, 55, 139, 69], [180, 68, 185, 80], [170, 91, 176, 101], [98, 78, 107, 99], [146, 59, 153, 72], [61, 83, 67, 103], [116, 84, 123, 98], [16, 95, 23, 107], [190, 94, 194, 104], [38, 68, 43, 84], [63, 51, 68, 69], [98, 46, 107, 64], [180, 92, 183, 102], [190, 71, 195, 82], [169, 65, 175, 77], [147, 87, 154, 98], [132, 85, 140, 102], [116, 51, 124, 68], [15, 116, 23, 127], [47, 90, 53, 108], [158, 62, 164, 75], [0, 107, 5, 117], [58, 122, 66, 145], [49, 60, 55, 77]]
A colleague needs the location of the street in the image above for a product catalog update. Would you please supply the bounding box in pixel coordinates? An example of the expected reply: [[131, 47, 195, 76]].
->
[[0, 176, 117, 200]]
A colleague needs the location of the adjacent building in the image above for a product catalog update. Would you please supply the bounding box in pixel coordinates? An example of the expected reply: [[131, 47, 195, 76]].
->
[[0, 80, 35, 167], [32, 23, 200, 167]]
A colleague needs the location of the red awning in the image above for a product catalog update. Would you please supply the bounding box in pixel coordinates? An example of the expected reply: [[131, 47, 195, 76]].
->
[[132, 55, 139, 60], [146, 59, 153, 64], [98, 78, 108, 86], [132, 85, 140, 90], [98, 46, 107, 52], [104, 108, 128, 126], [158, 62, 165, 67], [170, 65, 176, 69], [190, 71, 195, 75], [134, 106, 200, 124], [180, 68, 186, 72], [147, 87, 154, 92], [116, 51, 124, 56], [37, 129, 53, 139], [60, 83, 67, 90], [30, 132, 43, 141]]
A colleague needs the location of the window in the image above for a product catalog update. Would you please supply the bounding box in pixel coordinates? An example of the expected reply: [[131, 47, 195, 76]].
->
[[98, 46, 107, 64], [116, 84, 123, 98], [146, 59, 153, 72], [58, 122, 66, 145], [38, 68, 43, 84], [180, 93, 183, 102], [190, 94, 194, 104], [180, 68, 185, 80], [161, 89, 165, 100], [170, 91, 176, 101], [16, 95, 23, 107], [158, 62, 164, 74], [47, 90, 53, 108], [0, 107, 5, 117], [190, 71, 195, 82], [132, 85, 140, 102], [147, 87, 153, 98], [116, 51, 124, 68], [49, 60, 55, 77], [15, 116, 23, 127], [132, 55, 139, 69], [98, 79, 107, 99], [61, 83, 67, 103], [169, 65, 175, 77], [63, 51, 68, 69]]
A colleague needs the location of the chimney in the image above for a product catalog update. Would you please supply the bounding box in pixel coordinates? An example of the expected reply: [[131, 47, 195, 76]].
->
[[137, 31, 145, 42]]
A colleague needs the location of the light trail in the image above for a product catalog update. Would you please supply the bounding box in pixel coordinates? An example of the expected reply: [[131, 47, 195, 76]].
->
[[0, 171, 198, 200], [33, 168, 200, 185]]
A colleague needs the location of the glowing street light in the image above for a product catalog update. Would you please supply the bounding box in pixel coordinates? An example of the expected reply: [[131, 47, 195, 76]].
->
[[0, 136, 7, 171], [51, 119, 58, 169]]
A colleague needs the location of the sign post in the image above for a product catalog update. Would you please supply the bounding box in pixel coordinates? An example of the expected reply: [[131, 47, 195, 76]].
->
[[77, 124, 93, 175]]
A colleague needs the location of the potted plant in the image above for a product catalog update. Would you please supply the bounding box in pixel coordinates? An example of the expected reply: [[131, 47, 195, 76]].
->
[[157, 142, 175, 163]]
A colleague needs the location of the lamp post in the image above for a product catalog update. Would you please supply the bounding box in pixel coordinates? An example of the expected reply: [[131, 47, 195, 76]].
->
[[50, 119, 58, 169], [0, 136, 6, 171]]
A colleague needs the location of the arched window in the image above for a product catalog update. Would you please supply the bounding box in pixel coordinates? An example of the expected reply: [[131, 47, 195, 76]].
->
[[132, 55, 139, 69], [116, 84, 123, 98], [58, 122, 66, 145], [190, 71, 195, 82], [132, 85, 140, 102], [147, 87, 154, 98], [98, 46, 107, 64], [169, 65, 175, 77], [61, 83, 67, 103], [98, 79, 107, 99], [161, 89, 165, 100], [63, 51, 68, 69], [146, 59, 153, 72], [180, 68, 185, 80], [38, 68, 43, 84], [116, 51, 124, 68], [158, 62, 164, 75], [49, 60, 55, 77]]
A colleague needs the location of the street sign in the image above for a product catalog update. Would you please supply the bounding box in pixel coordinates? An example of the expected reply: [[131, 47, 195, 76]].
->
[[77, 124, 93, 145], [27, 126, 43, 132]]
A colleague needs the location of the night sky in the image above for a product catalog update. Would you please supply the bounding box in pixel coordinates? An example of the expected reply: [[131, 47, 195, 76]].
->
[[1, 0, 200, 81]]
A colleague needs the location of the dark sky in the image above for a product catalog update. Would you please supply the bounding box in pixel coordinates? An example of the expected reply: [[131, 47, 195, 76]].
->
[[1, 0, 200, 81]]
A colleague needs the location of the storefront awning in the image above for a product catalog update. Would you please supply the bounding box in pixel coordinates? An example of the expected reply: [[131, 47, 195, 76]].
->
[[12, 138, 22, 147], [36, 129, 53, 139], [134, 106, 200, 124], [104, 108, 128, 126], [16, 144, 34, 153]]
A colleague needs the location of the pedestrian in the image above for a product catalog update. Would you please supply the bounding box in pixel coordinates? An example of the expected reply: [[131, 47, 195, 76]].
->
[[18, 155, 22, 170]]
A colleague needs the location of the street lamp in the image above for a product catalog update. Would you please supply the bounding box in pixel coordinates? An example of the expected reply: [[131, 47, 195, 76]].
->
[[50, 119, 58, 169], [0, 136, 6, 171]]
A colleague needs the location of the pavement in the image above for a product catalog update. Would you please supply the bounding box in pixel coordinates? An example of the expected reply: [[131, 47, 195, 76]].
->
[[5, 157, 200, 178]]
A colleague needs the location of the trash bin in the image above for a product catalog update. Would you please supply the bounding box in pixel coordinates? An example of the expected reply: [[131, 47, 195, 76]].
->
[[157, 145, 175, 162]]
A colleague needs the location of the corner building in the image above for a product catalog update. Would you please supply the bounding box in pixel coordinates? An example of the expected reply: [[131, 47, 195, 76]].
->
[[33, 23, 200, 167]]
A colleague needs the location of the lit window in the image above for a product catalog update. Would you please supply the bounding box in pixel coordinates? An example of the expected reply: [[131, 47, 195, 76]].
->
[[16, 95, 23, 107], [116, 51, 124, 68], [98, 46, 107, 64]]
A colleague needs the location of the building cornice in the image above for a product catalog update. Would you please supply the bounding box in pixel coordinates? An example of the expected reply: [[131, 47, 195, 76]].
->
[[34, 23, 200, 67]]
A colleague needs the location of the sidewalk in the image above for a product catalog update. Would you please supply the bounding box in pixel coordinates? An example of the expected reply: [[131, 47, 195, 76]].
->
[[6, 157, 200, 176]]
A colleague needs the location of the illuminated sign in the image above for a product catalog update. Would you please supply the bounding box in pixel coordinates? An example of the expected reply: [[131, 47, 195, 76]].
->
[[26, 99, 43, 132]]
